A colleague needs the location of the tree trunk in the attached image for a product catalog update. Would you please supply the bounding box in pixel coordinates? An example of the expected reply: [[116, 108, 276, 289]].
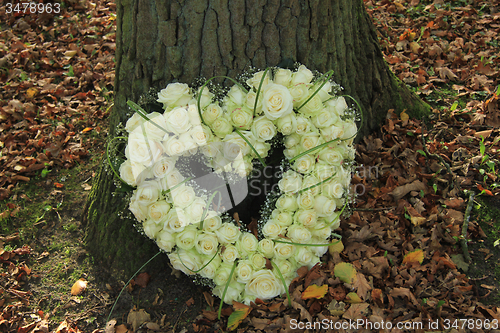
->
[[83, 0, 429, 277]]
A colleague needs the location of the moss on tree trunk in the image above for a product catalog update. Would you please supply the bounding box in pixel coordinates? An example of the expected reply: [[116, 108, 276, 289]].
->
[[83, 0, 429, 277]]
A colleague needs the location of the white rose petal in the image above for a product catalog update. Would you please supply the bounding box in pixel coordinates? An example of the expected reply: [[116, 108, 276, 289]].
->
[[157, 83, 192, 109], [261, 83, 293, 120], [147, 200, 171, 224], [215, 223, 241, 244], [168, 249, 201, 275], [196, 232, 219, 256], [156, 229, 176, 252], [245, 270, 284, 301], [221, 245, 240, 263], [251, 116, 276, 141], [236, 260, 254, 284]]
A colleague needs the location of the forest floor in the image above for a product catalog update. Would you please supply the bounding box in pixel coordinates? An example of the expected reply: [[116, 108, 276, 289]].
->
[[0, 0, 500, 332]]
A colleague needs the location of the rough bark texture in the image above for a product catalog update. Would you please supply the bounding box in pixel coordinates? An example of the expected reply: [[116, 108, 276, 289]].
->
[[84, 0, 429, 277]]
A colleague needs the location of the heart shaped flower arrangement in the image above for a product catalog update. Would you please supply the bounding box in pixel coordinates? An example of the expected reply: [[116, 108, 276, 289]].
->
[[115, 65, 359, 306]]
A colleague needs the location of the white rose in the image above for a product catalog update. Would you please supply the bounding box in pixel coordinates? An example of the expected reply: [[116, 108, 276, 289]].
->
[[295, 116, 312, 135], [271, 210, 293, 227], [223, 132, 253, 158], [215, 223, 241, 244], [232, 156, 253, 177], [273, 68, 292, 86], [278, 170, 303, 194], [147, 200, 171, 224], [327, 97, 348, 117], [200, 253, 221, 279], [163, 136, 186, 157], [193, 87, 214, 110], [119, 160, 139, 186], [312, 109, 338, 128], [200, 140, 222, 158], [202, 103, 223, 124], [213, 281, 244, 304], [160, 169, 185, 191], [289, 83, 310, 108], [274, 242, 295, 260], [163, 208, 191, 233], [221, 244, 240, 263], [152, 157, 177, 179], [341, 120, 358, 145], [246, 70, 270, 90], [245, 91, 263, 115], [317, 81, 333, 102], [127, 131, 163, 166], [156, 229, 176, 252], [284, 133, 300, 148], [237, 232, 258, 256], [245, 270, 284, 301], [129, 192, 148, 222], [321, 124, 344, 142], [294, 209, 318, 228], [187, 197, 207, 223], [283, 146, 300, 160], [318, 147, 343, 166], [144, 112, 169, 141], [261, 83, 293, 120], [299, 94, 323, 116], [157, 83, 192, 109], [236, 260, 254, 284], [296, 192, 315, 210], [325, 212, 342, 230], [292, 65, 314, 85], [179, 132, 198, 156], [227, 85, 246, 105], [214, 263, 236, 286], [209, 153, 232, 173], [287, 224, 312, 244], [202, 211, 222, 232], [168, 249, 201, 275], [262, 220, 283, 239], [293, 154, 315, 174], [125, 112, 146, 133], [170, 185, 195, 209], [272, 259, 296, 278], [211, 117, 233, 138], [175, 225, 198, 250], [135, 181, 161, 206], [309, 238, 329, 257], [301, 175, 321, 196], [229, 106, 254, 130], [142, 219, 163, 240], [249, 252, 267, 270], [165, 106, 192, 134], [311, 221, 333, 239], [300, 132, 322, 152], [294, 247, 317, 268], [322, 181, 345, 199], [276, 113, 297, 135], [185, 104, 203, 126], [314, 162, 336, 181], [251, 116, 276, 141], [275, 195, 299, 212], [252, 140, 270, 159], [195, 232, 219, 256], [258, 239, 275, 258]]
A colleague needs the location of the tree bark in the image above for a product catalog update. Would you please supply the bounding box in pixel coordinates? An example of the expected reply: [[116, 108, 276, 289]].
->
[[83, 0, 429, 277]]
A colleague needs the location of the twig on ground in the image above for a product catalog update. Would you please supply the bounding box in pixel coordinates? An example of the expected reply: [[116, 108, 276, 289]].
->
[[354, 206, 396, 211], [421, 125, 459, 190], [461, 191, 475, 263]]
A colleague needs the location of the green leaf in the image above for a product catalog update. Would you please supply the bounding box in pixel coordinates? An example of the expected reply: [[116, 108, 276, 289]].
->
[[227, 302, 252, 331], [416, 149, 427, 157], [450, 101, 458, 111], [334, 262, 357, 284], [480, 139, 486, 156]]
